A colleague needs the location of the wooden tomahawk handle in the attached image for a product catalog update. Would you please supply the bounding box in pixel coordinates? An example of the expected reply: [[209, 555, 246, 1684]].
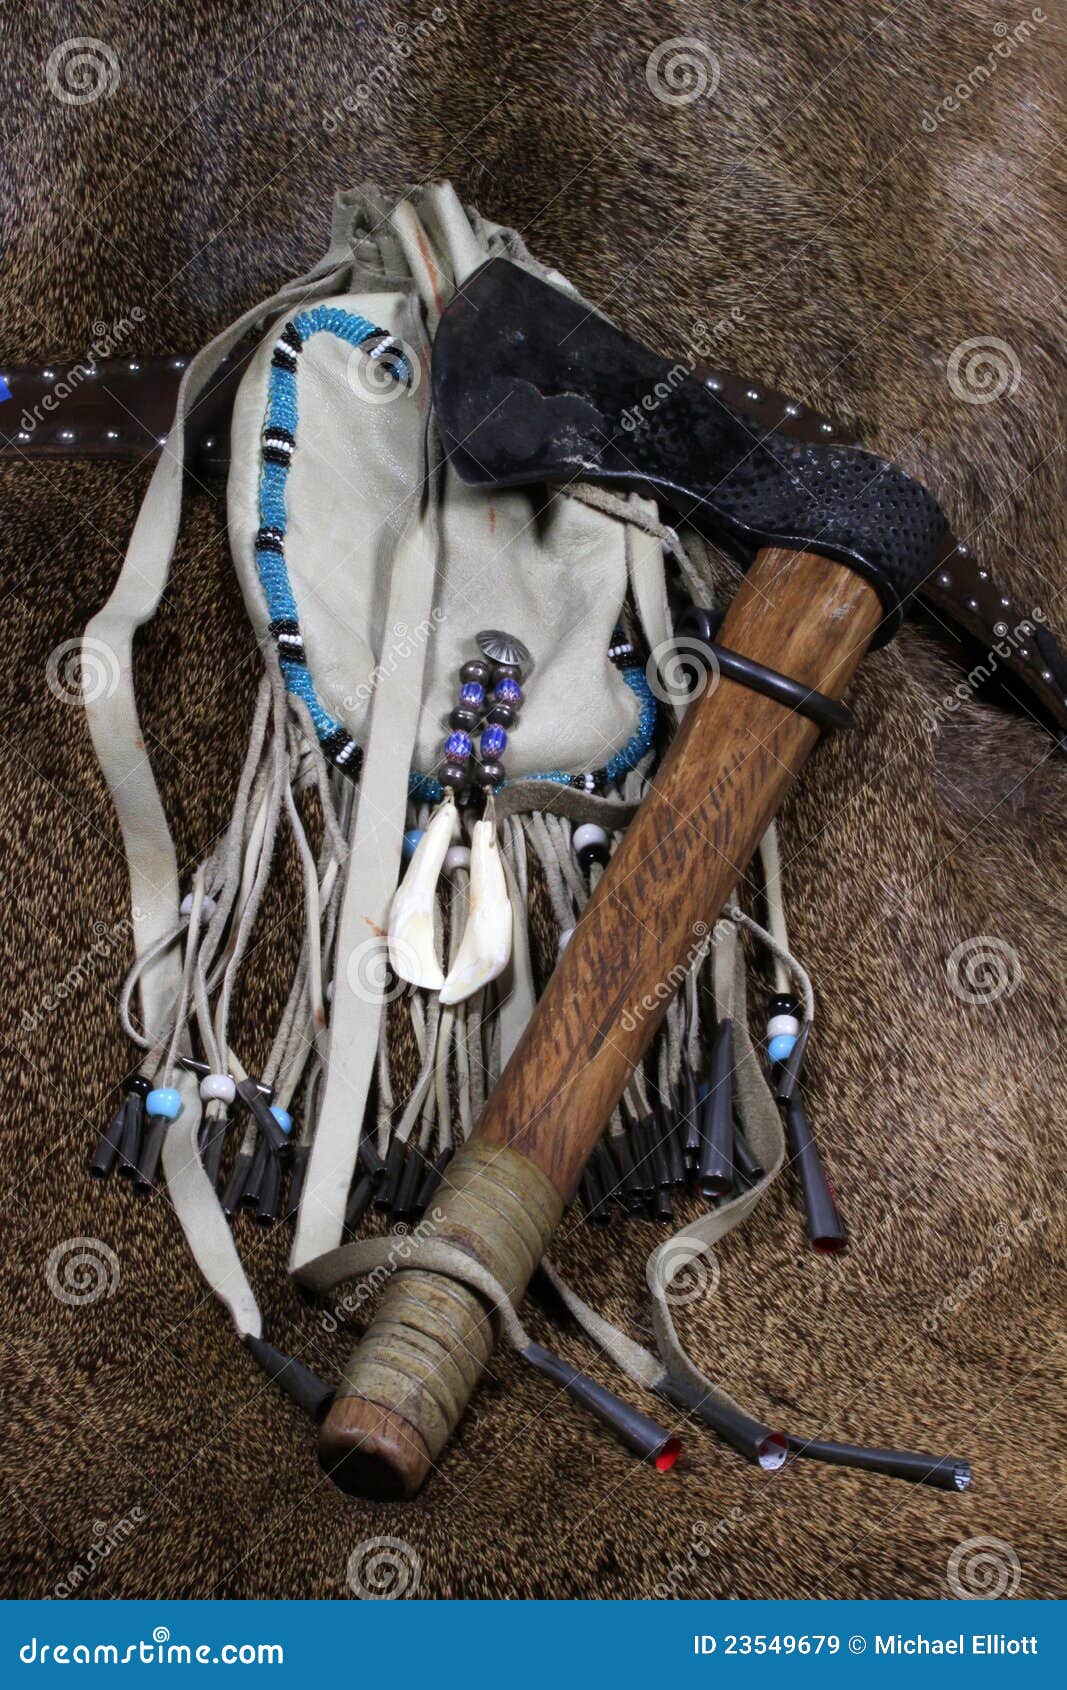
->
[[319, 547, 884, 1496]]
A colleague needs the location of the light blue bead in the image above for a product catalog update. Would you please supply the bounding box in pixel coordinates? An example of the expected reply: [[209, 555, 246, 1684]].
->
[[270, 1104, 293, 1135], [402, 828, 425, 860], [767, 1034, 797, 1064], [146, 1087, 182, 1120]]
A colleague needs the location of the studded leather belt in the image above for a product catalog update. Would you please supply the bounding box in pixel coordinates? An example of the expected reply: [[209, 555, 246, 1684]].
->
[[2, 345, 1064, 740]]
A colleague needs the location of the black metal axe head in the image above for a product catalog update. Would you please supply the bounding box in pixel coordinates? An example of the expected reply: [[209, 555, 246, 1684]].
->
[[432, 259, 1067, 736]]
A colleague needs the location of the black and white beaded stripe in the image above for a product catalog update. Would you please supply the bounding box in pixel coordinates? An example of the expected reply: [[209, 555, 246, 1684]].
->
[[269, 618, 306, 665], [321, 725, 362, 774], [262, 425, 296, 465]]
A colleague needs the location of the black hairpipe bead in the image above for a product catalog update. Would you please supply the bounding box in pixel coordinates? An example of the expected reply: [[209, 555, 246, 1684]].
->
[[133, 1113, 168, 1194], [255, 1150, 283, 1226], [375, 1137, 408, 1211], [784, 1090, 846, 1253], [357, 1133, 387, 1182], [773, 1021, 810, 1103], [657, 1374, 788, 1471], [244, 1335, 335, 1422], [679, 1064, 703, 1165], [88, 1103, 126, 1180], [523, 1343, 681, 1470], [660, 1101, 688, 1187], [787, 1435, 971, 1492], [221, 1151, 253, 1217], [391, 1144, 427, 1222], [732, 1127, 764, 1185], [628, 1115, 656, 1196], [698, 1020, 736, 1197], [240, 1136, 269, 1210], [343, 1172, 377, 1239], [593, 1139, 623, 1217], [415, 1146, 453, 1214], [235, 1078, 289, 1157], [654, 1183, 675, 1222], [116, 1089, 146, 1179], [284, 1144, 310, 1223], [644, 1113, 672, 1193], [580, 1157, 609, 1223]]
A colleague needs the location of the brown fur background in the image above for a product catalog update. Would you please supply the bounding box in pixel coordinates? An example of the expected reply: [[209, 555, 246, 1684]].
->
[[1, 0, 1065, 1600]]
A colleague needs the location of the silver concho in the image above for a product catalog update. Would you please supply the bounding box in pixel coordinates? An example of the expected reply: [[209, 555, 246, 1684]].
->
[[476, 629, 533, 673]]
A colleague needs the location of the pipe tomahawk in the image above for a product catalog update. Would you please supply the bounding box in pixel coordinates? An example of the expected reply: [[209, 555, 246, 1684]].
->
[[318, 260, 951, 1497]]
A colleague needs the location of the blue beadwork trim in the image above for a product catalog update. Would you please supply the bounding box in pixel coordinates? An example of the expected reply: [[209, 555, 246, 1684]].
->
[[255, 307, 413, 779], [409, 664, 656, 803], [256, 339, 658, 792]]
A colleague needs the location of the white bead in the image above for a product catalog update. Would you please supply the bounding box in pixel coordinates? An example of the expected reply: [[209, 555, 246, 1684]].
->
[[444, 845, 471, 873], [558, 927, 574, 954], [199, 1072, 236, 1104], [766, 1013, 801, 1040], [573, 823, 609, 855], [180, 892, 217, 920]]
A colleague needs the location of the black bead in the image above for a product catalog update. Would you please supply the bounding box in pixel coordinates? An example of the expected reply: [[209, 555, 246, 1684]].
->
[[475, 759, 504, 788], [577, 843, 611, 872], [460, 659, 490, 685], [492, 661, 522, 683], [125, 1074, 152, 1098], [449, 706, 480, 731], [486, 703, 515, 729], [769, 992, 800, 1017], [441, 761, 469, 789]]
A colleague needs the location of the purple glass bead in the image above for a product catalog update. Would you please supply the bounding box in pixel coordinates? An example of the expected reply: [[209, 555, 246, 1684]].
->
[[459, 681, 485, 709], [480, 723, 508, 760], [444, 730, 473, 763], [494, 676, 523, 707]]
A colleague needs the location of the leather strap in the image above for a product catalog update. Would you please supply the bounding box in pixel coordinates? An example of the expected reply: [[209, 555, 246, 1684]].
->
[[7, 341, 1064, 741]]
